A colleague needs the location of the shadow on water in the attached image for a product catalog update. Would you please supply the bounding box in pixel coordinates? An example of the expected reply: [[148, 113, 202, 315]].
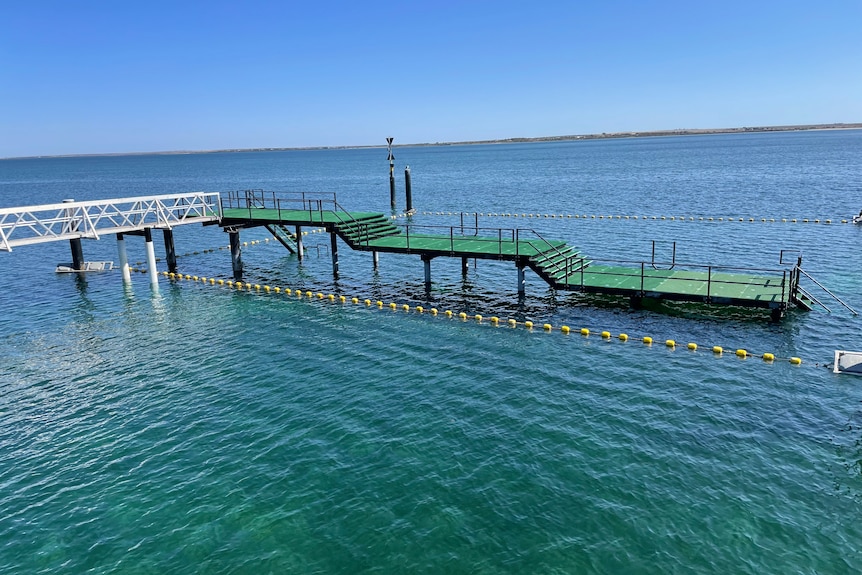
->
[[67, 273, 98, 324], [635, 297, 782, 324], [830, 407, 862, 503]]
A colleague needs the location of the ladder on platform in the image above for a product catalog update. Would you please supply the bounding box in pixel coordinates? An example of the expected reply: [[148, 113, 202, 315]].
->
[[265, 224, 298, 254]]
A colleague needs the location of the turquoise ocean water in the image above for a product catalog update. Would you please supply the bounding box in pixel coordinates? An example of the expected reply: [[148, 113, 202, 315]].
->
[[1, 130, 862, 573]]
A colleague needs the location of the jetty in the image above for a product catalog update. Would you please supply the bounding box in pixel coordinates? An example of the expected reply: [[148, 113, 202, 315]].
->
[[1, 190, 824, 320], [220, 191, 805, 320]]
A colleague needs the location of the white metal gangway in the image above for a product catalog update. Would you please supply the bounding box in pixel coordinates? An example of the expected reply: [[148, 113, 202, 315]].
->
[[0, 192, 221, 252]]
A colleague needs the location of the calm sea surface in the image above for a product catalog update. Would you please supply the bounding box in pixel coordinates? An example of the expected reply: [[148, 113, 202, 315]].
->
[[1, 131, 862, 574]]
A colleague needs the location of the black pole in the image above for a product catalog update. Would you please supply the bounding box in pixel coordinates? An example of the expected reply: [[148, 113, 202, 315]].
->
[[229, 230, 243, 280], [63, 199, 84, 270], [387, 137, 396, 210], [69, 239, 84, 271], [163, 228, 177, 273], [405, 165, 413, 213]]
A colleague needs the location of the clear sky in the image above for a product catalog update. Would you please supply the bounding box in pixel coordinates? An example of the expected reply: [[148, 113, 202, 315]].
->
[[2, 0, 860, 157]]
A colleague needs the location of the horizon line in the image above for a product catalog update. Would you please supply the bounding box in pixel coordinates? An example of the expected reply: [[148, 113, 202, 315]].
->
[[3, 122, 861, 161]]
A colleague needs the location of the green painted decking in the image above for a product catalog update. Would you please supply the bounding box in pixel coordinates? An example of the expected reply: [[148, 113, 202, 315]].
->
[[566, 265, 790, 305], [220, 206, 796, 312]]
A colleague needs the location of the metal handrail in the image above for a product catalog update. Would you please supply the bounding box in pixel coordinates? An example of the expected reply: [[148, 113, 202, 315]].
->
[[215, 192, 804, 307], [796, 267, 858, 314], [796, 285, 832, 313], [528, 256, 791, 297]]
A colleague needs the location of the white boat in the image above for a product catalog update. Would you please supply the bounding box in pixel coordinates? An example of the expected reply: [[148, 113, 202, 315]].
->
[[55, 261, 114, 273], [834, 350, 862, 376]]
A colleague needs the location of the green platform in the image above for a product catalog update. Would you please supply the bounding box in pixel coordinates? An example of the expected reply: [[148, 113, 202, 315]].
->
[[220, 204, 798, 314]]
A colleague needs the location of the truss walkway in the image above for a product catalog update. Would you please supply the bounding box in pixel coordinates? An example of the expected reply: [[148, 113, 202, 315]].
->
[[0, 192, 220, 251]]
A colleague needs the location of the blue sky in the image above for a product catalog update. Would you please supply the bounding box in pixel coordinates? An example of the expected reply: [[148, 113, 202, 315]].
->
[[2, 0, 860, 157]]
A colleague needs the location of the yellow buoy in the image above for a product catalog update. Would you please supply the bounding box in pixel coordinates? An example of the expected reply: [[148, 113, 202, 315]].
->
[[687, 343, 697, 351], [490, 316, 499, 324], [339, 295, 346, 303], [601, 331, 611, 339], [458, 312, 467, 319], [560, 325, 570, 333], [377, 300, 384, 307], [618, 333, 628, 341], [264, 286, 271, 292], [352, 297, 359, 304], [445, 310, 453, 317], [543, 323, 552, 331], [666, 339, 676, 348], [317, 293, 324, 299], [306, 291, 313, 297], [736, 349, 748, 358], [475, 314, 483, 322], [712, 346, 723, 354], [789, 357, 802, 365], [643, 336, 653, 345], [403, 304, 410, 311], [762, 353, 775, 362], [508, 318, 517, 326], [364, 299, 372, 305], [274, 287, 281, 293], [389, 302, 397, 309], [580, 328, 590, 336], [416, 306, 424, 313], [524, 320, 534, 329]]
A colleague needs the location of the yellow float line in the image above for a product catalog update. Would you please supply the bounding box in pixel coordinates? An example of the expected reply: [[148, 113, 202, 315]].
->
[[158, 270, 805, 367]]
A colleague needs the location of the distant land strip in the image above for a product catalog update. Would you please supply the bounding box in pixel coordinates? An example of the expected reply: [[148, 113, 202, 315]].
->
[[6, 123, 861, 159]]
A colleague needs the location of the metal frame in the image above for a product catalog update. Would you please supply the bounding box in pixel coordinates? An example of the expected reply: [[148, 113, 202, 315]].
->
[[0, 192, 221, 251]]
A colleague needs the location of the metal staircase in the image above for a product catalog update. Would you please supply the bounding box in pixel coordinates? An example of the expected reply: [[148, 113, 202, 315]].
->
[[333, 214, 402, 248], [265, 224, 299, 254], [527, 244, 592, 288]]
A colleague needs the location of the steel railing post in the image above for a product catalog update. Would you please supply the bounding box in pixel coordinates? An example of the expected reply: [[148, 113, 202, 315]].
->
[[707, 266, 712, 301]]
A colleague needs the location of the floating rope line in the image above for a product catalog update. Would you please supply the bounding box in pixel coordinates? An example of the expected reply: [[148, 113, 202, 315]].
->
[[157, 271, 806, 368], [136, 228, 328, 266], [414, 211, 853, 224]]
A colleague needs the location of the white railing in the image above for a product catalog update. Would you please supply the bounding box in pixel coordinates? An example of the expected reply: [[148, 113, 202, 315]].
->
[[0, 192, 222, 251]]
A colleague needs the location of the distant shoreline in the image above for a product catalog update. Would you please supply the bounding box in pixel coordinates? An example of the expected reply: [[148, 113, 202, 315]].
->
[[4, 123, 861, 160]]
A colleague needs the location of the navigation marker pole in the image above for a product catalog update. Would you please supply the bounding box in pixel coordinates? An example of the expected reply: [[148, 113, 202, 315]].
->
[[387, 137, 396, 210], [405, 165, 413, 213]]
